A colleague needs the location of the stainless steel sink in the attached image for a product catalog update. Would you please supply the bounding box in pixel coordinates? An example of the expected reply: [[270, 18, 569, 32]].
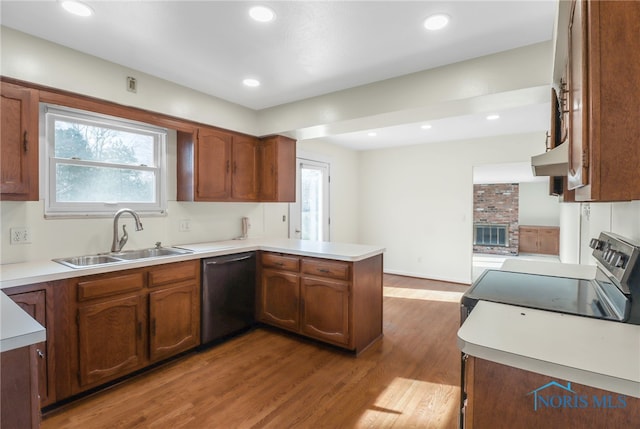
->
[[113, 247, 193, 260], [54, 254, 123, 269], [54, 247, 193, 268]]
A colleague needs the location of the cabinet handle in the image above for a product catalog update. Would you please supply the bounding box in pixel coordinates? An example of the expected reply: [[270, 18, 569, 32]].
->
[[318, 268, 330, 274], [23, 131, 28, 152], [274, 262, 284, 266], [36, 348, 45, 359]]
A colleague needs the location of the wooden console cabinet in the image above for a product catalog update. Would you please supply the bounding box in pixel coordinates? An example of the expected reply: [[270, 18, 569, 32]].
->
[[258, 251, 383, 353], [519, 226, 559, 256]]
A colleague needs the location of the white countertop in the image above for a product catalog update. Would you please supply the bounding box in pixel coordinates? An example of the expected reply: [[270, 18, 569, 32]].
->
[[0, 237, 384, 350], [0, 237, 385, 289], [1, 292, 46, 352], [460, 258, 639, 398], [458, 300, 640, 398]]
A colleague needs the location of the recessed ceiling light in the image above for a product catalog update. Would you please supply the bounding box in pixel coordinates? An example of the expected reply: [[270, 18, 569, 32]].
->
[[421, 124, 432, 130], [243, 78, 261, 88], [423, 14, 450, 31], [249, 5, 276, 23], [486, 114, 500, 120], [61, 0, 94, 17], [368, 132, 377, 137]]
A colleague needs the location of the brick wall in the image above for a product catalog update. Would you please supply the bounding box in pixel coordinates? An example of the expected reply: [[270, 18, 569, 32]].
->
[[473, 183, 519, 255]]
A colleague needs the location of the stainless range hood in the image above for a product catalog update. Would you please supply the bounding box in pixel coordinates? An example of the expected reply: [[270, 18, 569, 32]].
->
[[531, 142, 568, 176]]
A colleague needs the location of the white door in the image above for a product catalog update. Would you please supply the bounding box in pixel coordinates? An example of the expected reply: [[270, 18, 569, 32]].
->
[[289, 159, 330, 241]]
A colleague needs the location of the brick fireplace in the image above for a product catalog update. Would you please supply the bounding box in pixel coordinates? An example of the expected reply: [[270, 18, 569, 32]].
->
[[473, 183, 519, 255]]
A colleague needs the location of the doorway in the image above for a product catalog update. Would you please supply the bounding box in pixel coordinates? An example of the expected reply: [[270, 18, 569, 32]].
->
[[289, 158, 330, 241]]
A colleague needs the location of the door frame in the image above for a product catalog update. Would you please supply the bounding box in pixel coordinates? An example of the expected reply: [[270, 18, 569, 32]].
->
[[289, 153, 331, 241]]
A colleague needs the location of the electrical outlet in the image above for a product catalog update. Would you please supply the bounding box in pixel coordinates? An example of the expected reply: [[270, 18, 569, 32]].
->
[[179, 219, 191, 232], [10, 227, 31, 244]]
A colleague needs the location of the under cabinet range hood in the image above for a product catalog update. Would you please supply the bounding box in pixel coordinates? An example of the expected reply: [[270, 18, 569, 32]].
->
[[531, 142, 568, 176]]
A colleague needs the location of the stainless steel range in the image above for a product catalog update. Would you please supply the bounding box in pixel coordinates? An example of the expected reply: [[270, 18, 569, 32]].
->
[[461, 232, 640, 325]]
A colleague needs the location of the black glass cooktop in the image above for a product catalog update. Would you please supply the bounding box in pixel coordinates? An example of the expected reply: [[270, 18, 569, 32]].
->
[[462, 269, 627, 321]]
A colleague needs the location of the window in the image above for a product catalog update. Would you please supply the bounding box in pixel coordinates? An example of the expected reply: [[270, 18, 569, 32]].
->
[[43, 104, 167, 217], [474, 223, 508, 247]]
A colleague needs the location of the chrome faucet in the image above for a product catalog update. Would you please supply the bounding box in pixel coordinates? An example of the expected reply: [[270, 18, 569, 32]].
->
[[111, 208, 143, 253]]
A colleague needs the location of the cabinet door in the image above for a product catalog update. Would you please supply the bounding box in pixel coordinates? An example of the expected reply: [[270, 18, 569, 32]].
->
[[1, 345, 39, 429], [196, 128, 232, 200], [259, 269, 300, 331], [1, 83, 38, 200], [518, 228, 539, 254], [231, 135, 259, 200], [259, 136, 296, 202], [300, 277, 350, 345], [9, 290, 54, 406], [567, 0, 589, 191], [77, 294, 145, 387], [538, 228, 560, 255], [149, 283, 199, 362]]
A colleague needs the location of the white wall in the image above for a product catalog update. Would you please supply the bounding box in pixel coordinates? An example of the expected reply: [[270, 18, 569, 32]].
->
[[518, 181, 561, 226], [358, 132, 545, 284]]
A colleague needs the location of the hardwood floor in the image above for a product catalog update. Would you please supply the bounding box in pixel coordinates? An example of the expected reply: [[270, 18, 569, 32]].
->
[[42, 274, 469, 429]]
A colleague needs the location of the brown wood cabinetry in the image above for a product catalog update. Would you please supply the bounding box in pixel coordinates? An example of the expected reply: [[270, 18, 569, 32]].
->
[[1, 345, 39, 429], [257, 252, 382, 353], [563, 0, 640, 201], [6, 285, 57, 407], [148, 262, 200, 362], [67, 260, 200, 395], [259, 135, 296, 202], [519, 226, 559, 255], [1, 82, 39, 201], [462, 356, 640, 428], [178, 128, 289, 202]]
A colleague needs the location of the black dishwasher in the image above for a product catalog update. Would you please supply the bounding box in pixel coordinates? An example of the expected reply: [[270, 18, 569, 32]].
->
[[201, 252, 256, 346]]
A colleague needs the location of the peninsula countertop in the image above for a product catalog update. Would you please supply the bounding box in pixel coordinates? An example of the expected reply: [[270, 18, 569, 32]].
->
[[458, 259, 640, 398]]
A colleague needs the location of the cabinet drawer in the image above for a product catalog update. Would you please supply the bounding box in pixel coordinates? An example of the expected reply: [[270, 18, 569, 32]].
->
[[261, 253, 300, 272], [77, 272, 145, 301], [301, 258, 350, 281], [148, 261, 198, 288]]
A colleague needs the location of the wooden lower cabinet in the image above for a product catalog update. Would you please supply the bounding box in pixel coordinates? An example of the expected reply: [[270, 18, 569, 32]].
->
[[67, 260, 200, 396], [6, 282, 61, 408], [462, 356, 640, 428], [1, 345, 40, 429], [258, 252, 382, 353], [148, 283, 199, 362], [259, 269, 300, 331], [77, 294, 146, 388], [300, 276, 350, 345]]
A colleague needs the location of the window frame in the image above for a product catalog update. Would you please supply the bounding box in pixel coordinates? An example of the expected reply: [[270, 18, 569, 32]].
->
[[42, 103, 168, 218]]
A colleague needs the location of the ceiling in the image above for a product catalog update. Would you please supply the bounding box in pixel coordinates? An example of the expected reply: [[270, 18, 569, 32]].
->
[[0, 1, 557, 151]]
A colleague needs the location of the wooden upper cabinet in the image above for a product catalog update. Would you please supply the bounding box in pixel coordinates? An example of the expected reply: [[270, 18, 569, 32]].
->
[[231, 134, 259, 201], [565, 0, 640, 201], [1, 82, 39, 201], [196, 128, 233, 200], [259, 135, 296, 202]]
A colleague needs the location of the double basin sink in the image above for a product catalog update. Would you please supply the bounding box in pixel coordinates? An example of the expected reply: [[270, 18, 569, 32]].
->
[[54, 247, 193, 269]]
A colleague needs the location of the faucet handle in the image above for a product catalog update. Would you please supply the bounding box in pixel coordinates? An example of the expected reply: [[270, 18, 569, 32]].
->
[[155, 241, 162, 249]]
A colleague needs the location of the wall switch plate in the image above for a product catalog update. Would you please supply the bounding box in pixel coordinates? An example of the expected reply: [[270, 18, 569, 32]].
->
[[10, 227, 31, 244], [179, 219, 191, 232]]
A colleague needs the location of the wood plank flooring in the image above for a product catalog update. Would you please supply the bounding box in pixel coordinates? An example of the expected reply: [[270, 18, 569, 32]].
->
[[42, 274, 469, 429]]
